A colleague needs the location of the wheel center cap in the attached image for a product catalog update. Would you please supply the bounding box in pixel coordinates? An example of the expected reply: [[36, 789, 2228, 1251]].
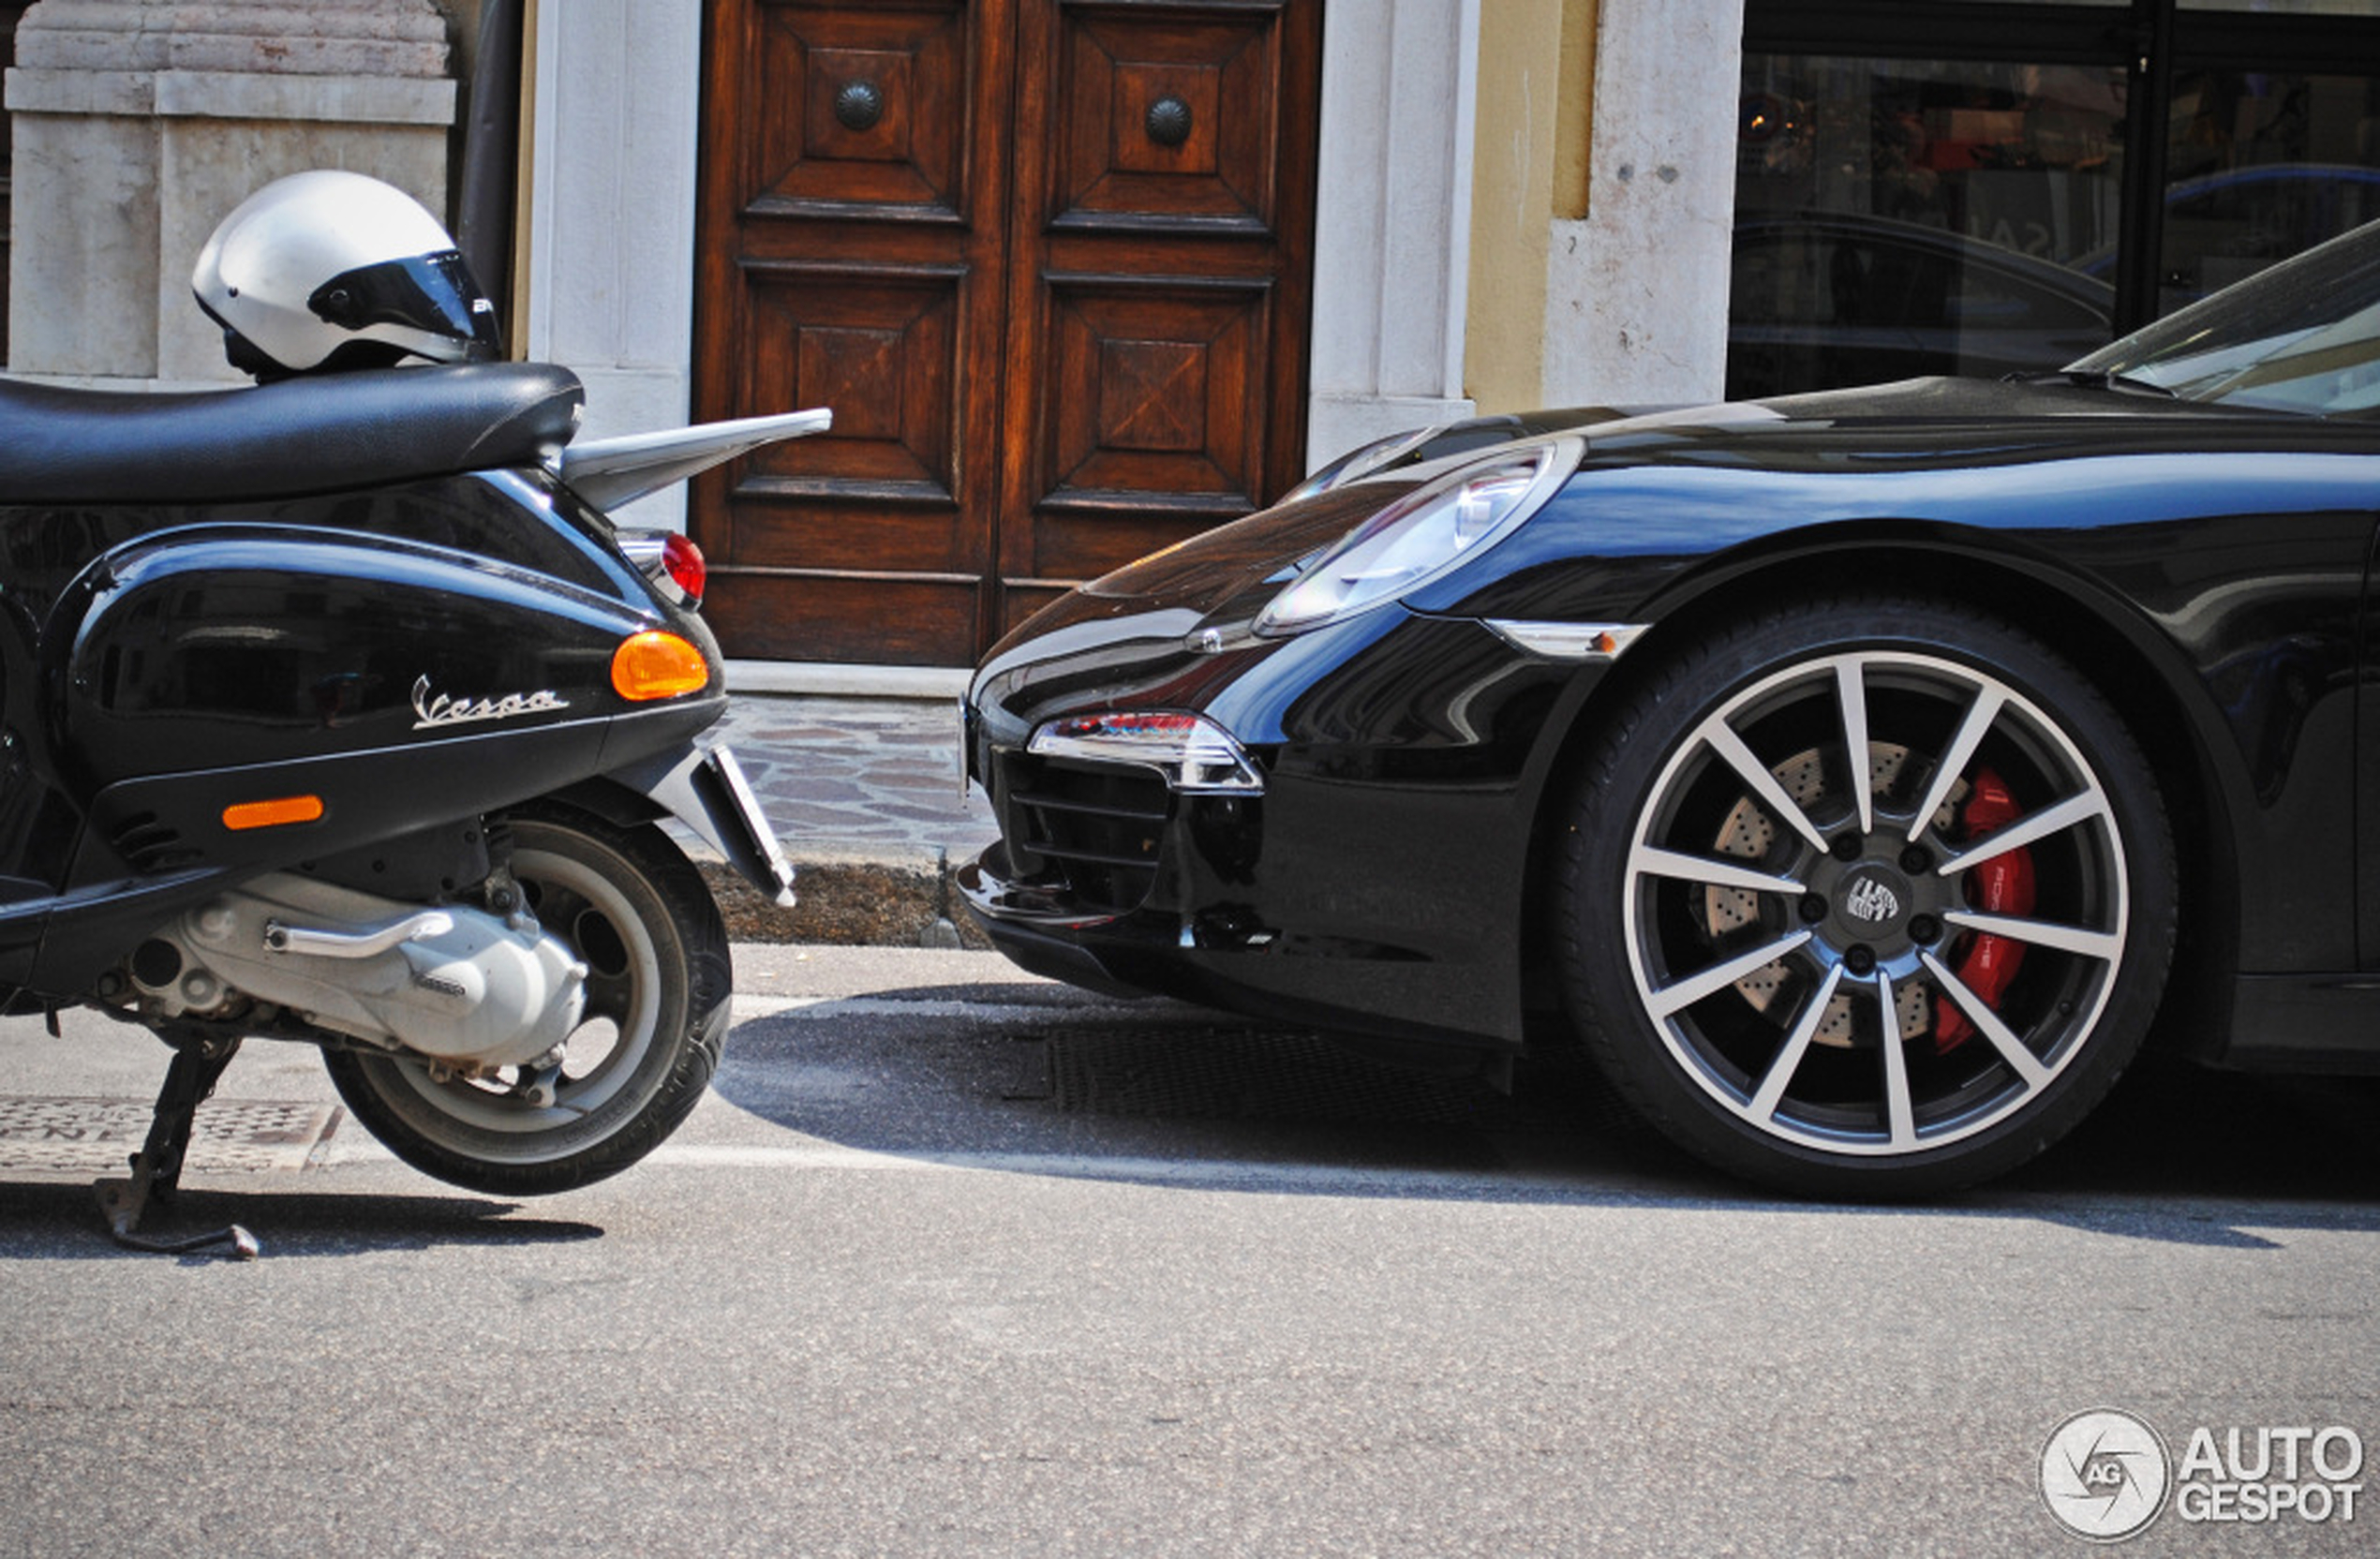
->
[[1831, 863, 1914, 941], [1842, 871, 1904, 927]]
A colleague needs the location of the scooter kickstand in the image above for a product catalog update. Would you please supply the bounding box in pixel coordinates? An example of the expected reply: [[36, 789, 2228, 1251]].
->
[[94, 1036, 260, 1260]]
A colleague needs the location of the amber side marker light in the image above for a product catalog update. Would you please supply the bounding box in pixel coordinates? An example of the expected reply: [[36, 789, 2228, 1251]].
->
[[613, 630, 711, 701], [223, 795, 325, 831]]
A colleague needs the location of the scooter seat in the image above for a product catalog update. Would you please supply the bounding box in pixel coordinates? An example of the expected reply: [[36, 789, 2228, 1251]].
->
[[0, 363, 585, 505]]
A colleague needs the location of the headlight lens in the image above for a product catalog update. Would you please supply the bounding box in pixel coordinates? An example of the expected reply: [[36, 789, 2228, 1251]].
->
[[1255, 437, 1578, 636]]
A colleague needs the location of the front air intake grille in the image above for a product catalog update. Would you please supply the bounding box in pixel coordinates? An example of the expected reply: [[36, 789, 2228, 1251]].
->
[[1004, 757, 1171, 915]]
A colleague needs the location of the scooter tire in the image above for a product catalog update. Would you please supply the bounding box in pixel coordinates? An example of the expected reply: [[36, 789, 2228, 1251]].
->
[[323, 801, 733, 1195]]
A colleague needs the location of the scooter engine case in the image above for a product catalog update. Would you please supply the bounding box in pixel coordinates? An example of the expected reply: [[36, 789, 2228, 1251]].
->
[[138, 872, 588, 1070]]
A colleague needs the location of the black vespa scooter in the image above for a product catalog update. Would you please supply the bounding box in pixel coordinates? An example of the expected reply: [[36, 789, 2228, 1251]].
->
[[0, 176, 817, 1251]]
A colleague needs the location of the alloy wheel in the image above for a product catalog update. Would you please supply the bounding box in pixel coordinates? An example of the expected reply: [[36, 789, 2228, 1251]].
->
[[1617, 647, 2132, 1160]]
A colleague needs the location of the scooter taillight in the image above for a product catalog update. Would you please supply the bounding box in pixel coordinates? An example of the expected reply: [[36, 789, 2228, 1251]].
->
[[662, 532, 707, 603], [618, 529, 708, 607]]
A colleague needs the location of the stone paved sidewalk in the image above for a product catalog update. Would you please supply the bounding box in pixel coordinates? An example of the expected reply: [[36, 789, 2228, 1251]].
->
[[709, 692, 996, 857], [691, 693, 1002, 945]]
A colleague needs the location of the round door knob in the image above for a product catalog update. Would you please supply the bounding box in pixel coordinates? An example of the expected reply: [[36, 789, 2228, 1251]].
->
[[835, 80, 885, 132], [1145, 96, 1193, 148]]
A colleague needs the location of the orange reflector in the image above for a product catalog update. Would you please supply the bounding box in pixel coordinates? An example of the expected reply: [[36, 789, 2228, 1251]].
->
[[223, 794, 324, 831], [612, 630, 711, 701]]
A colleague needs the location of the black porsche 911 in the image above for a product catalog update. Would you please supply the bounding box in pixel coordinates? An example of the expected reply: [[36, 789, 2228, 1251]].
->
[[959, 217, 2380, 1196]]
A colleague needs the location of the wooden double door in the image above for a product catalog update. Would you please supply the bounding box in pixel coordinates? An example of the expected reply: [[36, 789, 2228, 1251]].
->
[[692, 0, 1323, 666]]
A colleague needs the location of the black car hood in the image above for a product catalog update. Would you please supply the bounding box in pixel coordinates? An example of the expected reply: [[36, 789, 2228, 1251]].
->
[[1594, 373, 2292, 466], [1074, 480, 1406, 607], [1754, 373, 2098, 423], [983, 374, 2304, 664]]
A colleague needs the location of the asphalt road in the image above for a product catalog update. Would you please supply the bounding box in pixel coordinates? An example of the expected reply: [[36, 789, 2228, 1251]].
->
[[3, 943, 2376, 1556]]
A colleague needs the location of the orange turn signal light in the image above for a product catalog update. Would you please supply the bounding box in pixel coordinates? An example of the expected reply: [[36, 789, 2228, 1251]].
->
[[612, 630, 711, 702], [223, 794, 325, 831]]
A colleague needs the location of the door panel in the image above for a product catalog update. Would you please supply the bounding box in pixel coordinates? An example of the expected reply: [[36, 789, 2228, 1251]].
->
[[696, 0, 1011, 666], [999, 0, 1319, 636], [736, 266, 966, 530], [694, 0, 1318, 663], [751, 7, 973, 216], [1042, 275, 1267, 511], [1049, 7, 1290, 232]]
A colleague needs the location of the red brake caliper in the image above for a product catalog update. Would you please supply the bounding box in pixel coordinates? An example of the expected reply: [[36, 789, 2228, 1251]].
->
[[1933, 766, 2034, 1053]]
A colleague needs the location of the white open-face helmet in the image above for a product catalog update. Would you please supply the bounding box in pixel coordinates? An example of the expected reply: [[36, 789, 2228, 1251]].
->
[[192, 170, 502, 379]]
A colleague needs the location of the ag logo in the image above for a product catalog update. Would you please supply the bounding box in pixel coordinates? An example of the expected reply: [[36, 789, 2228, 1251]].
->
[[1843, 874, 1901, 925], [2041, 1408, 2170, 1542]]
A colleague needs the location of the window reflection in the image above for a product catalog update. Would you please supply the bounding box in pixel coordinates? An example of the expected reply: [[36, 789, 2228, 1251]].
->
[[1732, 55, 2125, 396], [2157, 70, 2380, 309]]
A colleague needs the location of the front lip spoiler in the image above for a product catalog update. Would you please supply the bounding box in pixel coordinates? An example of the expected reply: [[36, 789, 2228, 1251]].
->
[[955, 855, 1155, 999], [955, 856, 1121, 932]]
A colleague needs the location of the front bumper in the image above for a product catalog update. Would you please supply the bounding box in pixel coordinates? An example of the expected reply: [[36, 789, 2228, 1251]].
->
[[956, 836, 1520, 1048], [958, 608, 1596, 1050]]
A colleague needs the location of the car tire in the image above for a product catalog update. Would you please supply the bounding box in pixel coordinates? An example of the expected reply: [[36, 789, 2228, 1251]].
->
[[1554, 593, 2177, 1196]]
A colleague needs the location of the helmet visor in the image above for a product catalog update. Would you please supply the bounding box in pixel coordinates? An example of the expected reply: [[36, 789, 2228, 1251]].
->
[[307, 249, 502, 360]]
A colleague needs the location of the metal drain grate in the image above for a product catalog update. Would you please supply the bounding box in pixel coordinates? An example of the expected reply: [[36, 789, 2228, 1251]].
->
[[0, 1096, 340, 1177]]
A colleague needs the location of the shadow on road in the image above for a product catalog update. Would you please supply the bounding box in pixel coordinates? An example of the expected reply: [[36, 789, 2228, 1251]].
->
[[0, 1180, 602, 1261], [712, 984, 2380, 1243]]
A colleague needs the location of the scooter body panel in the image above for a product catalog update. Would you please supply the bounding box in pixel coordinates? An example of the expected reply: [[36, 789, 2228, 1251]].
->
[[0, 465, 741, 1004]]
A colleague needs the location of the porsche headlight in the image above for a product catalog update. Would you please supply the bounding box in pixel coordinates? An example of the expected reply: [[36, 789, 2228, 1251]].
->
[[1255, 437, 1578, 636]]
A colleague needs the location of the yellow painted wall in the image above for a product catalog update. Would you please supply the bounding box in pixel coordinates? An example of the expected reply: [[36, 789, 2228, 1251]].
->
[[1554, 0, 1597, 221], [1465, 0, 1596, 411]]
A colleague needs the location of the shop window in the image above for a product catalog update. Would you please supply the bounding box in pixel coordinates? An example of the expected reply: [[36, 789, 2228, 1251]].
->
[[2158, 69, 2380, 309], [1733, 54, 2123, 396], [1735, 0, 2380, 395]]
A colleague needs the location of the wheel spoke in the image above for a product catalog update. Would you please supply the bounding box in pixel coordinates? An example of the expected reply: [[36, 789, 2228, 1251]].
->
[[1935, 789, 2110, 876], [1747, 961, 1845, 1122], [1942, 908, 2121, 962], [1922, 950, 2053, 1089], [1629, 843, 1804, 898], [582, 972, 633, 1029], [1836, 657, 1873, 834], [1874, 971, 1917, 1150], [530, 883, 592, 942], [1697, 716, 1830, 854], [1646, 929, 1814, 1019], [1905, 683, 2007, 842]]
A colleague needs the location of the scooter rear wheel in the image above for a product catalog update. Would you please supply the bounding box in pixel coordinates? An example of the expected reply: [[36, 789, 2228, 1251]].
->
[[323, 802, 732, 1195]]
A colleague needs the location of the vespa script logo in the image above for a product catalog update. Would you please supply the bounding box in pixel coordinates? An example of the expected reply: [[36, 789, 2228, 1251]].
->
[[1843, 874, 1902, 926], [411, 675, 570, 732], [2042, 1408, 2171, 1542]]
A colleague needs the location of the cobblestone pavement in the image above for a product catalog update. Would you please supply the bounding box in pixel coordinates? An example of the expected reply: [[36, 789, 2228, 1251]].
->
[[705, 691, 997, 862]]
